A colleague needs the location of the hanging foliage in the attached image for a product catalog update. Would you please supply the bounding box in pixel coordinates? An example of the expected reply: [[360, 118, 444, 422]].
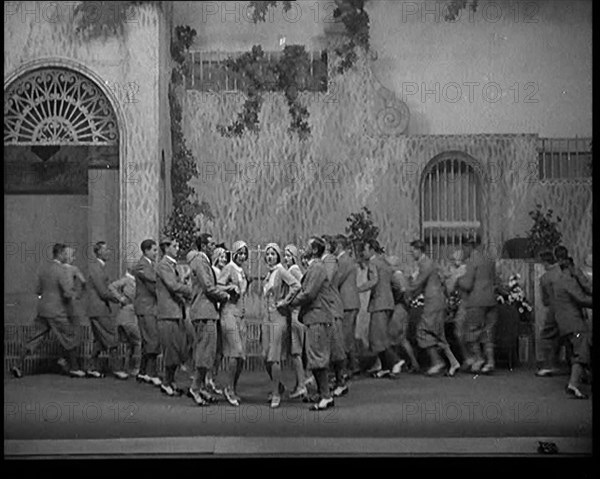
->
[[217, 45, 312, 140], [163, 25, 214, 257]]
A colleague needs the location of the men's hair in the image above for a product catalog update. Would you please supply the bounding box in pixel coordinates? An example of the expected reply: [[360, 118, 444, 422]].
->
[[308, 236, 326, 258], [215, 242, 227, 250], [93, 241, 106, 257], [52, 243, 67, 258], [195, 233, 213, 250], [141, 239, 156, 254], [335, 234, 349, 249], [558, 258, 572, 271], [410, 239, 426, 252], [159, 238, 174, 255], [539, 250, 556, 265], [554, 245, 569, 261]]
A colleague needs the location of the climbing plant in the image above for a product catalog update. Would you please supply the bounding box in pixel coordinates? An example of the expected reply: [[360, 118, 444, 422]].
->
[[162, 25, 214, 257]]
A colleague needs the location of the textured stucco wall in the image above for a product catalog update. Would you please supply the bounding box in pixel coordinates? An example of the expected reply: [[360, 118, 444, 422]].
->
[[175, 0, 592, 138], [182, 52, 592, 266]]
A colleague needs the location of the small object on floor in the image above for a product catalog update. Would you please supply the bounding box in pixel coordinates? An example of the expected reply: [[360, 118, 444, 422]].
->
[[11, 366, 23, 379], [309, 397, 334, 411], [537, 441, 559, 454], [565, 384, 588, 400]]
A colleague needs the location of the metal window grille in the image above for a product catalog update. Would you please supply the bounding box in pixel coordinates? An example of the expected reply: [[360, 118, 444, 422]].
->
[[420, 155, 482, 262], [538, 137, 592, 181]]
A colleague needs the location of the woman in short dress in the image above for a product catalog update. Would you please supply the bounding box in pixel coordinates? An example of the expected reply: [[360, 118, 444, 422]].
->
[[262, 243, 301, 408], [284, 244, 309, 398], [218, 241, 249, 406]]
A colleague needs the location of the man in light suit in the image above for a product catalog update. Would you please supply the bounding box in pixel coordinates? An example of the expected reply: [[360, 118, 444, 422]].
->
[[457, 236, 498, 374], [536, 250, 564, 377], [334, 234, 361, 376], [358, 239, 405, 378], [11, 243, 84, 378], [322, 235, 349, 397], [554, 259, 592, 399], [155, 237, 194, 396], [188, 233, 231, 406], [290, 236, 337, 411], [133, 239, 162, 386], [408, 240, 460, 376], [87, 241, 126, 379]]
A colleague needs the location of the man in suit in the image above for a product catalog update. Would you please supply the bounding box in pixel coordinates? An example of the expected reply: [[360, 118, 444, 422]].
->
[[188, 233, 231, 406], [155, 237, 194, 396], [358, 239, 405, 378], [333, 234, 361, 377], [408, 239, 460, 376], [290, 236, 336, 411], [322, 235, 349, 397], [536, 250, 563, 377], [11, 243, 84, 378], [133, 239, 162, 386], [554, 259, 592, 399], [87, 241, 127, 379], [457, 236, 498, 374]]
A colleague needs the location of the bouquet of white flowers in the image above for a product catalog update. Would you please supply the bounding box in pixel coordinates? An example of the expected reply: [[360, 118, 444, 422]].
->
[[496, 274, 533, 319]]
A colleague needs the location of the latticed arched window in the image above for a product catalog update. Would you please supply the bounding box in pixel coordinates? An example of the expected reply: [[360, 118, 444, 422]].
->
[[4, 67, 118, 145], [420, 152, 484, 261]]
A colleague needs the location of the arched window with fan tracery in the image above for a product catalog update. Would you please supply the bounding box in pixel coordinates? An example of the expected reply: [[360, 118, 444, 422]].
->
[[420, 152, 485, 261]]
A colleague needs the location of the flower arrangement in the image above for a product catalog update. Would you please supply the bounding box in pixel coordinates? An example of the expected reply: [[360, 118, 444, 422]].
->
[[496, 274, 533, 320]]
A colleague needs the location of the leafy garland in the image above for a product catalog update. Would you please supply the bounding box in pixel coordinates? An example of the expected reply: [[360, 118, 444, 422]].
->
[[162, 25, 214, 257], [217, 45, 312, 140]]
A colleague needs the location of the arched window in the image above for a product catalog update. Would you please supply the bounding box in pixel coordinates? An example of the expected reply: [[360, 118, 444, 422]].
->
[[4, 67, 118, 145], [420, 152, 484, 261]]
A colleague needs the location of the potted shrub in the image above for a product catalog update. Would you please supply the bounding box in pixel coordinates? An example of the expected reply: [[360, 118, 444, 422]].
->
[[526, 204, 563, 260]]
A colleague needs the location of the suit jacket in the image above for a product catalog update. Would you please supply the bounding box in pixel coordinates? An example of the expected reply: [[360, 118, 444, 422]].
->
[[156, 256, 193, 320], [190, 251, 228, 320], [540, 264, 562, 322], [290, 259, 335, 326], [457, 249, 497, 308], [571, 266, 593, 296], [358, 254, 395, 313], [336, 251, 360, 311], [553, 270, 593, 335], [323, 254, 344, 319], [36, 260, 74, 318], [87, 259, 117, 317], [407, 255, 446, 311], [109, 273, 137, 325], [133, 255, 157, 316]]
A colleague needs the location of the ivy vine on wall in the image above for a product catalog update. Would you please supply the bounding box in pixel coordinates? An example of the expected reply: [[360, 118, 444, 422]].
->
[[162, 25, 214, 256], [216, 45, 312, 140]]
